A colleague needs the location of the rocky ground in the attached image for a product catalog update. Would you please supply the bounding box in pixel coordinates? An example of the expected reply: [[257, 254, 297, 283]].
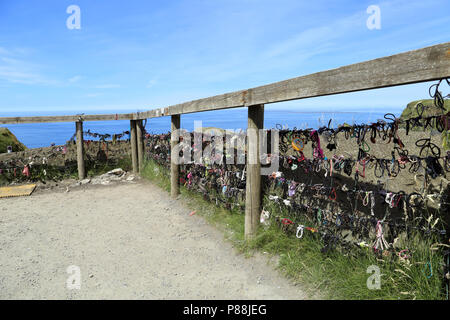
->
[[33, 168, 137, 194]]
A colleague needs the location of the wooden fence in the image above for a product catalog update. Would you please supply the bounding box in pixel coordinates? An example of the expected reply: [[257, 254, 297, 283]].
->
[[1, 42, 449, 238]]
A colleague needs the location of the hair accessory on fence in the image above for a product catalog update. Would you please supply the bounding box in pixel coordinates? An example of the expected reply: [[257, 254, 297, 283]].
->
[[328, 188, 337, 201], [358, 241, 369, 248], [310, 130, 324, 159], [269, 171, 282, 179], [292, 136, 304, 151], [326, 136, 337, 151], [423, 261, 433, 279], [296, 225, 305, 239], [288, 182, 296, 197], [370, 192, 376, 216], [317, 208, 322, 224], [281, 218, 293, 225], [260, 209, 270, 226], [335, 214, 342, 227], [329, 158, 333, 177], [22, 165, 30, 178], [362, 191, 370, 207], [398, 249, 411, 260], [429, 78, 449, 111], [373, 221, 390, 252], [385, 192, 395, 208]]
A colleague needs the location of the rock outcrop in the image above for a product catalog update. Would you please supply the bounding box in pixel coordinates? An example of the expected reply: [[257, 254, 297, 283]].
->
[[0, 127, 27, 154]]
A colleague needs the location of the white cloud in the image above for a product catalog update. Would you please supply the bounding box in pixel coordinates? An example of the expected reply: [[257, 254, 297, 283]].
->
[[0, 66, 48, 85], [262, 12, 362, 60], [0, 48, 55, 85], [68, 75, 82, 83], [146, 78, 158, 88]]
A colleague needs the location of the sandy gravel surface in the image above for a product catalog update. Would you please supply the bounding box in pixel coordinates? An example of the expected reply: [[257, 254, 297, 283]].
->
[[0, 179, 308, 299]]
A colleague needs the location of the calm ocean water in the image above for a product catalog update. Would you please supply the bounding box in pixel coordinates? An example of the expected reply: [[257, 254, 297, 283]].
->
[[0, 108, 401, 149]]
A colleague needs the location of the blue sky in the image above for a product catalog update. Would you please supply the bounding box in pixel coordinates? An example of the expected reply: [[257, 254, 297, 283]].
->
[[0, 0, 449, 114]]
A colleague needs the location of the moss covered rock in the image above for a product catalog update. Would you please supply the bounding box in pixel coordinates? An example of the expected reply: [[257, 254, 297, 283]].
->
[[400, 99, 450, 119], [0, 127, 27, 153]]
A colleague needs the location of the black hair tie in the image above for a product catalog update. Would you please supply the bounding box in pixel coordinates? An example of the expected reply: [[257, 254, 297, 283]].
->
[[425, 156, 443, 179]]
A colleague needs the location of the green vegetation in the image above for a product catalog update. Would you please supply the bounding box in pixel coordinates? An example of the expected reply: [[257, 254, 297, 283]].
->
[[86, 157, 132, 177], [400, 99, 450, 119], [0, 127, 27, 154], [0, 157, 132, 186], [400, 99, 450, 150], [141, 159, 448, 300]]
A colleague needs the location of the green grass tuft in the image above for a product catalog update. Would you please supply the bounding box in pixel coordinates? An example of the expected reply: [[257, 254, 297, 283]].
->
[[0, 127, 27, 153]]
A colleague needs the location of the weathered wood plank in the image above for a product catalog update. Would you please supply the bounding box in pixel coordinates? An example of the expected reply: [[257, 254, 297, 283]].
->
[[170, 115, 181, 198], [130, 120, 139, 174], [147, 42, 450, 117], [0, 113, 140, 124], [247, 42, 450, 106], [245, 104, 264, 239], [143, 90, 247, 118], [136, 119, 145, 172], [0, 42, 448, 124], [76, 121, 86, 180]]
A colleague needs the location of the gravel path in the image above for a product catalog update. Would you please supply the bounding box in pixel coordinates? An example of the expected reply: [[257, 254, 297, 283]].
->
[[0, 179, 308, 299]]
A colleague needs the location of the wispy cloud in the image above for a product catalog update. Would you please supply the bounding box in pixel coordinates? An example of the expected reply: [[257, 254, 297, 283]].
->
[[0, 0, 448, 113], [0, 48, 55, 85], [0, 47, 9, 55], [94, 84, 121, 89], [68, 75, 82, 83], [262, 10, 363, 61], [0, 65, 49, 85], [146, 78, 158, 88]]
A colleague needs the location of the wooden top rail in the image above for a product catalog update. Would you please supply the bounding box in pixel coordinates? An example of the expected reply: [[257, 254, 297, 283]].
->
[[0, 42, 449, 124], [144, 42, 450, 118], [0, 112, 143, 124]]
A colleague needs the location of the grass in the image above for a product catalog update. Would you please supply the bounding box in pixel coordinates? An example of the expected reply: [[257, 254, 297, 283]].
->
[[400, 99, 450, 119], [399, 99, 450, 150], [141, 159, 448, 300], [0, 127, 27, 153], [86, 157, 132, 177]]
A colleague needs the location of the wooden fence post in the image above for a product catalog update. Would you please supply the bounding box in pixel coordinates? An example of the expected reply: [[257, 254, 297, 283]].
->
[[171, 115, 181, 198], [130, 120, 138, 174], [245, 104, 264, 240], [137, 119, 145, 172], [75, 121, 86, 180]]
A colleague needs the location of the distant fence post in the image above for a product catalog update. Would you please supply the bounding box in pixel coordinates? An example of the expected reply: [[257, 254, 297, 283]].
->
[[245, 104, 264, 239], [171, 115, 181, 198], [75, 121, 86, 180], [130, 120, 138, 173], [136, 119, 145, 172]]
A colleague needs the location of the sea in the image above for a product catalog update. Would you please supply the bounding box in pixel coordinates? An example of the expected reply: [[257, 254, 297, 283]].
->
[[0, 108, 402, 149]]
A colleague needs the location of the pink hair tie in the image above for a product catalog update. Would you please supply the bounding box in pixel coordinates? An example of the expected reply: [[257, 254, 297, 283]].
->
[[398, 249, 410, 259], [22, 165, 30, 178], [310, 130, 324, 159]]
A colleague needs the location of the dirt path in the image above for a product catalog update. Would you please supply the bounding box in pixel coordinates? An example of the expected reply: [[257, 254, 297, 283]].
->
[[0, 179, 308, 299]]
